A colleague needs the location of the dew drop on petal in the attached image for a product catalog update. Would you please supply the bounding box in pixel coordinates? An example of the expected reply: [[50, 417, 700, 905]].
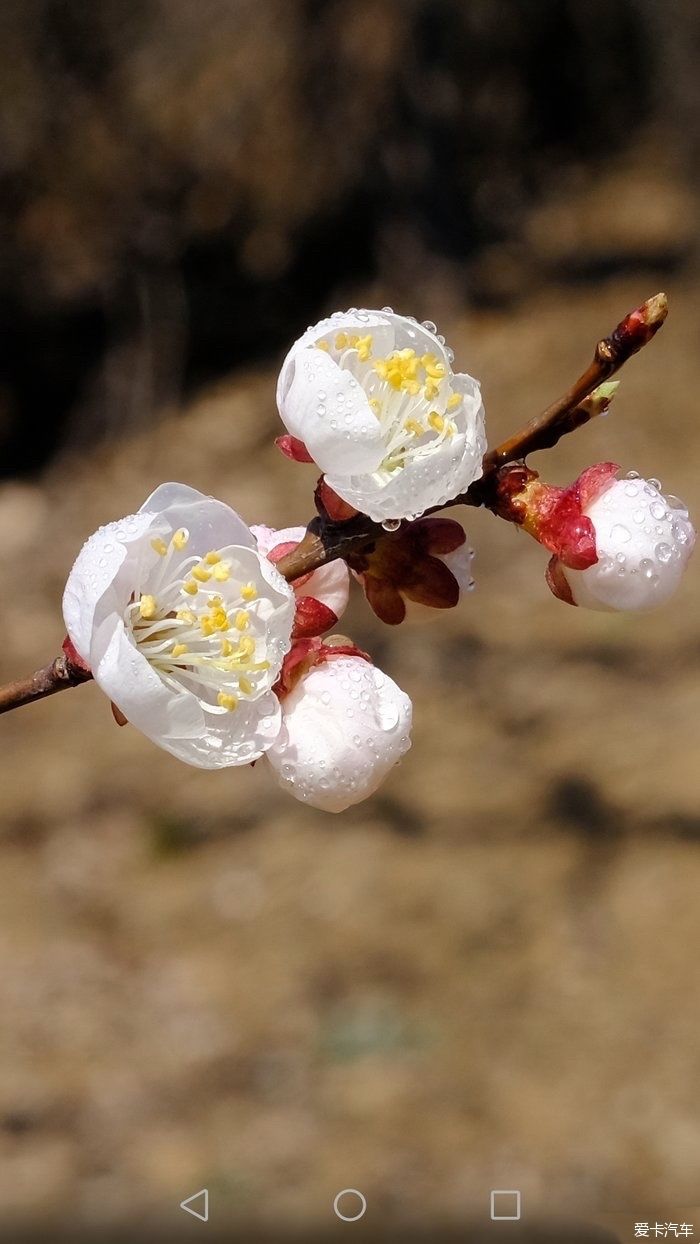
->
[[611, 524, 631, 544]]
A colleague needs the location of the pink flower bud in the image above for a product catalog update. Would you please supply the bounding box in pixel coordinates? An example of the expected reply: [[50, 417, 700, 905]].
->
[[549, 475, 695, 611], [267, 645, 412, 812]]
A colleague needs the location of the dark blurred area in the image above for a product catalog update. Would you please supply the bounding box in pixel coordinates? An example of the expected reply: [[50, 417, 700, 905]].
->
[[0, 0, 697, 475], [2, 2, 700, 1238]]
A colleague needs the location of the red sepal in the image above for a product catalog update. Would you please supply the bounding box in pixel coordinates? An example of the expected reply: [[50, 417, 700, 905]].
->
[[275, 636, 371, 699], [275, 435, 315, 463], [62, 636, 91, 675], [545, 556, 577, 606], [315, 478, 358, 523], [292, 597, 338, 639]]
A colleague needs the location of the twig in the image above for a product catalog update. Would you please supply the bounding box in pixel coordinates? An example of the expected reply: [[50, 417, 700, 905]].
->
[[0, 292, 668, 717], [0, 654, 91, 716], [482, 291, 667, 468]]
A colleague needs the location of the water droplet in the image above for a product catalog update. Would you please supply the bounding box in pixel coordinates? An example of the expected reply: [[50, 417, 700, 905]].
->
[[624, 483, 639, 498], [382, 518, 401, 532], [656, 542, 673, 564], [422, 320, 437, 334], [611, 524, 631, 544], [648, 478, 661, 491], [650, 501, 666, 520], [378, 703, 400, 731], [317, 403, 326, 416]]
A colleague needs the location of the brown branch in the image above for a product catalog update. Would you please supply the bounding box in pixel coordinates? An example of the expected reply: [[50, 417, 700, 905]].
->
[[481, 291, 667, 469], [0, 291, 669, 718], [0, 653, 91, 716]]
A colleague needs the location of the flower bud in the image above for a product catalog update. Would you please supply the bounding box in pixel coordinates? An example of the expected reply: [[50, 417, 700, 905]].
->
[[267, 647, 412, 812], [550, 475, 695, 611]]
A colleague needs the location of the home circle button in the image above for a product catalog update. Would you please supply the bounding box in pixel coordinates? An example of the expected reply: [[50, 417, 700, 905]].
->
[[333, 1189, 367, 1222]]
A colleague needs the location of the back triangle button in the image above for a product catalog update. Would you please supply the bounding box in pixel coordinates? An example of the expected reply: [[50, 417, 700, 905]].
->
[[180, 1188, 209, 1222]]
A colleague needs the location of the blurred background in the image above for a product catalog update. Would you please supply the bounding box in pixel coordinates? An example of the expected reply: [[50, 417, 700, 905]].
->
[[1, 1, 699, 1239]]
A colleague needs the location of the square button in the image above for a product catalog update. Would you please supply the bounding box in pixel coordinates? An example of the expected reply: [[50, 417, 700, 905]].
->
[[490, 1190, 521, 1221]]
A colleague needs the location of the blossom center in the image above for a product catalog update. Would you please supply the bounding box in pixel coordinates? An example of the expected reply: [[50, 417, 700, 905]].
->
[[318, 332, 462, 476], [125, 529, 271, 714]]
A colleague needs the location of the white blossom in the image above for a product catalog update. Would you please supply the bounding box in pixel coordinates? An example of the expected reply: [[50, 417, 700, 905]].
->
[[62, 483, 295, 767], [276, 308, 486, 522], [559, 476, 695, 611], [266, 654, 412, 812]]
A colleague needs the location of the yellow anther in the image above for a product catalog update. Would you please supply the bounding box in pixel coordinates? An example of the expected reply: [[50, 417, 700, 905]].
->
[[172, 643, 188, 658], [240, 636, 255, 657], [211, 607, 229, 631], [182, 580, 198, 596], [373, 359, 389, 380], [424, 379, 440, 401], [172, 529, 188, 551], [212, 563, 230, 582], [334, 332, 349, 350], [316, 338, 330, 352], [139, 594, 158, 620], [423, 356, 446, 380], [200, 617, 214, 637], [403, 379, 420, 396], [217, 692, 238, 712], [150, 537, 168, 557], [234, 610, 250, 631], [238, 676, 253, 696], [355, 334, 373, 362], [428, 411, 445, 432], [406, 418, 425, 438], [241, 582, 257, 601], [205, 550, 221, 565], [192, 565, 211, 583], [254, 659, 271, 672], [447, 392, 462, 410], [221, 638, 235, 657], [176, 608, 196, 624]]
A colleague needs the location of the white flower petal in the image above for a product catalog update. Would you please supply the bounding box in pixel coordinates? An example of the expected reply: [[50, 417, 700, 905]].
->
[[278, 345, 385, 475], [62, 511, 160, 662], [141, 483, 255, 552], [325, 422, 480, 523], [438, 541, 474, 595], [562, 477, 695, 611], [266, 656, 412, 812], [277, 310, 395, 403]]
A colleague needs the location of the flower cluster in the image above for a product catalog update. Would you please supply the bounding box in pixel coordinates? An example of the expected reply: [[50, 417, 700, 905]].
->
[[60, 306, 695, 812]]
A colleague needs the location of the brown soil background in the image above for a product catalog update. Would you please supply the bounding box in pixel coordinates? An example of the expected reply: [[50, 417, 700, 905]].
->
[[1, 270, 699, 1240]]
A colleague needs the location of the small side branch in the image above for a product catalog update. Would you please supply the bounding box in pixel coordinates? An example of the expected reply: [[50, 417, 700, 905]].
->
[[482, 292, 667, 469]]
